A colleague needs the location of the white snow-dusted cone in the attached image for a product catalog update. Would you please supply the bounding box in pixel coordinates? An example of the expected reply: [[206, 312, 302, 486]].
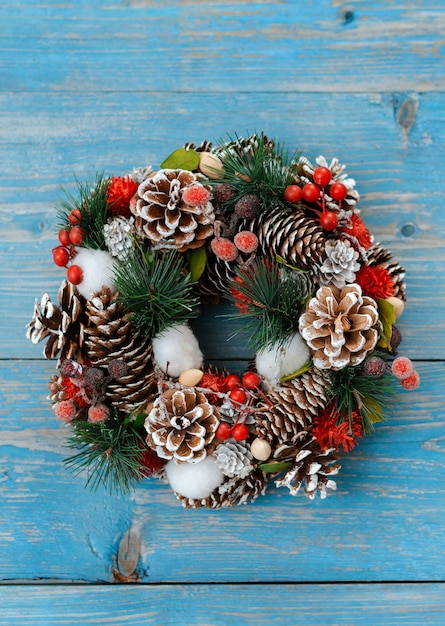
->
[[152, 324, 203, 378], [255, 332, 310, 389]]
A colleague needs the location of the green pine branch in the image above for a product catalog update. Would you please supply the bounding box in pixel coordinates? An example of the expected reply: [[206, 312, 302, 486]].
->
[[113, 247, 199, 338]]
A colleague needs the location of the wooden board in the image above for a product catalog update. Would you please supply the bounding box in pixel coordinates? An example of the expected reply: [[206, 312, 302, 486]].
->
[[1, 0, 444, 623]]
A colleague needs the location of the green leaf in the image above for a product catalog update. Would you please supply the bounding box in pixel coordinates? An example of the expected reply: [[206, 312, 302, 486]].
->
[[258, 460, 293, 474], [280, 358, 312, 383], [186, 247, 207, 281], [376, 298, 396, 350], [161, 148, 200, 171]]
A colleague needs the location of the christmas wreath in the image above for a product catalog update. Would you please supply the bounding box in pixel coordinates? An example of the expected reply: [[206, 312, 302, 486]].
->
[[27, 134, 420, 508]]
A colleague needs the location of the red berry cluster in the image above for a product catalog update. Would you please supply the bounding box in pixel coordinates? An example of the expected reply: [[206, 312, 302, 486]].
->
[[283, 166, 348, 232], [52, 209, 85, 285], [215, 371, 261, 441]]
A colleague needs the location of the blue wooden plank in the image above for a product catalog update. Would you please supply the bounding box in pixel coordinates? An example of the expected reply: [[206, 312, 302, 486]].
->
[[0, 583, 444, 625], [0, 360, 443, 582], [0, 1, 444, 93]]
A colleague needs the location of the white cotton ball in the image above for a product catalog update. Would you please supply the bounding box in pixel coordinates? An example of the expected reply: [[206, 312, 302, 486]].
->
[[73, 247, 116, 299], [255, 332, 310, 388], [152, 324, 203, 377], [165, 456, 224, 499]]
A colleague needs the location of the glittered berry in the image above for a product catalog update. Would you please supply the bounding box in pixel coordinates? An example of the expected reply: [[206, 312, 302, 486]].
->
[[320, 211, 338, 231], [233, 231, 259, 254], [213, 183, 236, 204], [88, 403, 110, 423], [362, 356, 387, 378], [211, 237, 238, 262], [284, 185, 303, 203], [182, 184, 211, 207], [67, 264, 83, 285], [52, 246, 70, 267], [216, 422, 232, 440], [329, 182, 348, 201], [58, 229, 71, 246], [302, 183, 320, 203], [229, 388, 247, 404], [390, 325, 402, 351], [68, 208, 82, 225], [400, 370, 420, 391], [107, 358, 129, 379], [234, 194, 261, 218], [242, 371, 261, 390], [232, 423, 250, 441], [54, 400, 77, 423], [84, 367, 105, 391], [391, 356, 414, 380], [224, 374, 241, 391], [313, 167, 332, 187]]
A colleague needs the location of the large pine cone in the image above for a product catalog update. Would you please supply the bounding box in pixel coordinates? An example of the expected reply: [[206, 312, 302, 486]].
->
[[194, 247, 235, 303], [274, 434, 340, 498], [254, 368, 330, 446], [299, 284, 379, 370], [145, 388, 220, 463], [251, 208, 326, 269], [85, 287, 157, 413], [367, 243, 406, 300], [132, 169, 215, 252], [26, 280, 86, 362]]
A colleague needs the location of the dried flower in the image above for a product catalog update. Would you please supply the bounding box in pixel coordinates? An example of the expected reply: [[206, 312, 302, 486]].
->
[[107, 176, 138, 218], [313, 406, 362, 453], [341, 214, 373, 250], [355, 265, 395, 300]]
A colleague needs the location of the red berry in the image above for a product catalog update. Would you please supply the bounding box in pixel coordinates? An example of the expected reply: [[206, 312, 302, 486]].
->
[[232, 423, 250, 441], [58, 229, 71, 246], [224, 374, 241, 391], [320, 211, 339, 231], [302, 183, 320, 203], [329, 182, 348, 201], [313, 167, 332, 187], [216, 422, 232, 440], [284, 185, 303, 203], [68, 208, 82, 225], [242, 371, 260, 390], [229, 388, 247, 405], [69, 226, 85, 245], [67, 264, 83, 285], [52, 246, 70, 267]]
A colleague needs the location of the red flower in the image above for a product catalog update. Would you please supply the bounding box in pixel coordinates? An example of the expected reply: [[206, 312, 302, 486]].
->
[[199, 372, 226, 405], [106, 176, 138, 218], [140, 447, 165, 476], [355, 265, 395, 300], [61, 376, 91, 408], [341, 214, 373, 250], [313, 406, 362, 453]]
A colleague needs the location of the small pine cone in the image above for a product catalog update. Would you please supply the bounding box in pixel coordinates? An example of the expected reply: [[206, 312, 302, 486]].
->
[[85, 287, 157, 412], [366, 243, 406, 300], [214, 439, 253, 478], [145, 388, 220, 463], [47, 374, 65, 404], [26, 280, 87, 362], [177, 468, 268, 509], [274, 435, 340, 499], [214, 134, 275, 160], [254, 369, 330, 446], [132, 169, 215, 252], [182, 140, 213, 153], [251, 209, 326, 270]]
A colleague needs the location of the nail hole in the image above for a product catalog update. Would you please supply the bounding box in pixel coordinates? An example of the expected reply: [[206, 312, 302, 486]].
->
[[401, 223, 415, 237], [342, 10, 355, 24]]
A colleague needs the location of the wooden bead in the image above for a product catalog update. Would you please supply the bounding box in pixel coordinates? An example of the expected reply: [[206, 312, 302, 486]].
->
[[386, 296, 405, 319], [179, 368, 204, 387], [198, 152, 224, 179], [250, 438, 272, 461]]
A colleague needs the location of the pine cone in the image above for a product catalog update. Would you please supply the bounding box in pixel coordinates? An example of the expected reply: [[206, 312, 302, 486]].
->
[[299, 284, 379, 370], [317, 239, 360, 288], [145, 388, 220, 463], [47, 374, 65, 404], [85, 287, 157, 413], [177, 468, 268, 509], [300, 155, 359, 213], [367, 243, 406, 300], [214, 440, 253, 478], [254, 369, 330, 446], [274, 434, 340, 498], [214, 134, 275, 159], [251, 209, 326, 269], [132, 169, 215, 252], [26, 280, 86, 362], [194, 247, 235, 303]]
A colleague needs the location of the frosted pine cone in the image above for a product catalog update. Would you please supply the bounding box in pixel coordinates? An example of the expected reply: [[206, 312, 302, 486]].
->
[[214, 440, 253, 478], [103, 216, 136, 261], [132, 169, 215, 252], [145, 388, 220, 463], [299, 284, 379, 370], [317, 239, 360, 288], [300, 155, 359, 212]]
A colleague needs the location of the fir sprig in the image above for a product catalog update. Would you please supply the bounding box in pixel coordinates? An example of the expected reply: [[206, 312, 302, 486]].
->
[[57, 174, 110, 249], [329, 365, 397, 435], [228, 258, 312, 352], [64, 410, 145, 495], [113, 247, 199, 338], [211, 133, 301, 214]]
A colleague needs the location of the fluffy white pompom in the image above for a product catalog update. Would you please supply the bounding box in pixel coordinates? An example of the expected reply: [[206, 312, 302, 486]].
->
[[255, 332, 310, 389], [165, 456, 224, 499], [73, 247, 116, 299], [152, 324, 203, 378]]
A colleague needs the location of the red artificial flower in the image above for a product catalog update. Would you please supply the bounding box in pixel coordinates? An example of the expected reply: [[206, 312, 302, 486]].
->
[[140, 447, 165, 476], [355, 265, 395, 300], [61, 376, 91, 408], [313, 406, 362, 453], [106, 176, 138, 218], [341, 214, 373, 250], [199, 372, 226, 405]]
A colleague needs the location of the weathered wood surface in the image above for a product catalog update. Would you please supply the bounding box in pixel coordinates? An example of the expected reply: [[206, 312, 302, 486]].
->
[[1, 0, 444, 623]]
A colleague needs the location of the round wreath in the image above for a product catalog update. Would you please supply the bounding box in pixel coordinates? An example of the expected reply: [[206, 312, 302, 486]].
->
[[27, 133, 419, 508]]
